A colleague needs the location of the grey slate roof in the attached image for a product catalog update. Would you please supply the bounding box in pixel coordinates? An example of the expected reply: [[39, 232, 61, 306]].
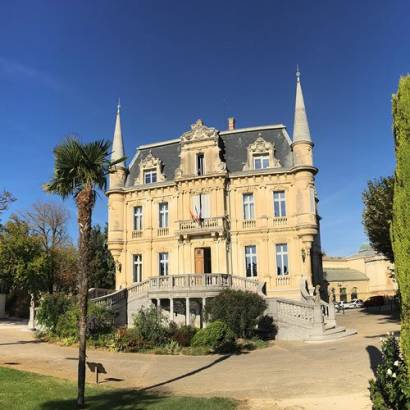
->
[[125, 126, 293, 187], [323, 268, 369, 282]]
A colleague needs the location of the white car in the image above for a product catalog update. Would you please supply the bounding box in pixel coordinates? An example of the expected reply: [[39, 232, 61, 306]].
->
[[342, 299, 364, 309]]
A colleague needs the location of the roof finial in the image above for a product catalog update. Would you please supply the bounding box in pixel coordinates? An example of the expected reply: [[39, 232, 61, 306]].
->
[[117, 98, 121, 114], [296, 64, 301, 82]]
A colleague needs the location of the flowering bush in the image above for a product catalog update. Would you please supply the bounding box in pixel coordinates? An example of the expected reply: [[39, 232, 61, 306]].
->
[[369, 333, 410, 409]]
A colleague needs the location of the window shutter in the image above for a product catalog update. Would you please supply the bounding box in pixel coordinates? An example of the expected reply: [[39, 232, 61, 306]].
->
[[202, 194, 210, 218]]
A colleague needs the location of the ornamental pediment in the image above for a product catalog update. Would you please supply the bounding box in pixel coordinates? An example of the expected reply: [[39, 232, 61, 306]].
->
[[141, 151, 162, 169], [180, 119, 219, 144], [137, 151, 166, 184], [243, 135, 281, 171]]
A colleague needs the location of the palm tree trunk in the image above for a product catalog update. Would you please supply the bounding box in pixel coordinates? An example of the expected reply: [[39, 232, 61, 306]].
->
[[76, 186, 94, 408]]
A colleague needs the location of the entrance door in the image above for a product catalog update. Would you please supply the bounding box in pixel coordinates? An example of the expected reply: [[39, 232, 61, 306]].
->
[[194, 247, 211, 274]]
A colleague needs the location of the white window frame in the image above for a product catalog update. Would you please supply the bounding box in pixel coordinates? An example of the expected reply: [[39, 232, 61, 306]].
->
[[276, 244, 289, 276], [159, 202, 168, 228], [133, 254, 143, 283], [253, 154, 269, 170], [245, 245, 257, 277], [243, 193, 255, 220], [133, 206, 143, 230], [273, 191, 286, 217], [144, 169, 157, 184], [196, 153, 205, 176], [159, 252, 169, 276]]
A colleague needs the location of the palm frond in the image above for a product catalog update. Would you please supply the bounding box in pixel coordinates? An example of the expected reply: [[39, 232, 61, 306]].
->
[[44, 136, 114, 199]]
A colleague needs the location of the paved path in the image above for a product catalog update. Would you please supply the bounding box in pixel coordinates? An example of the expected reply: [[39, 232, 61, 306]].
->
[[0, 309, 400, 410]]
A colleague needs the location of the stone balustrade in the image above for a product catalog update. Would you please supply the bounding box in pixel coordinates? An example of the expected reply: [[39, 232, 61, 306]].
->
[[242, 219, 256, 229], [157, 227, 169, 236], [274, 274, 294, 287], [271, 216, 287, 227], [177, 217, 226, 238], [132, 230, 143, 239], [126, 273, 261, 296]]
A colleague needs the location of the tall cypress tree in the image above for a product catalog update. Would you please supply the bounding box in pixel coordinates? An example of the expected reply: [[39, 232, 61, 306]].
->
[[392, 75, 410, 371]]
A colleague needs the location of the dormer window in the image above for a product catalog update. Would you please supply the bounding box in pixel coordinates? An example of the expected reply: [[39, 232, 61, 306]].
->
[[243, 136, 280, 171], [196, 153, 205, 176], [253, 154, 269, 170], [144, 169, 157, 184], [137, 151, 165, 185]]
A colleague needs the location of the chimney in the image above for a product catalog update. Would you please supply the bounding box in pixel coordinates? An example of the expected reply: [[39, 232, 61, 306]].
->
[[228, 117, 236, 130]]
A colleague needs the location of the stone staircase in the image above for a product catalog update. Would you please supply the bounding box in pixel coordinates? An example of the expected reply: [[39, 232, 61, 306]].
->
[[266, 296, 357, 342], [91, 274, 356, 342]]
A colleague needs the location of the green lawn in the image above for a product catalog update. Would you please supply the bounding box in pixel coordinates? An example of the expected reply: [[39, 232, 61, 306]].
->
[[0, 366, 236, 409]]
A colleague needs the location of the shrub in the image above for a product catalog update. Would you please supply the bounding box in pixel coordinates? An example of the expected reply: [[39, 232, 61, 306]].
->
[[132, 306, 169, 347], [87, 302, 115, 337], [36, 293, 74, 334], [168, 323, 197, 347], [256, 315, 277, 340], [55, 303, 80, 339], [369, 333, 410, 409], [113, 327, 146, 352], [191, 321, 235, 352], [205, 289, 267, 338], [52, 301, 114, 342]]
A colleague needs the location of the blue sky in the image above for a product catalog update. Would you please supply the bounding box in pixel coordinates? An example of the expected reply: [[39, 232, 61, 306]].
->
[[0, 0, 408, 256]]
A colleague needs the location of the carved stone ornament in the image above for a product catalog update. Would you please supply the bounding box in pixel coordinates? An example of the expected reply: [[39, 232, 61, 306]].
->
[[243, 135, 281, 171], [180, 119, 219, 143], [137, 150, 166, 184]]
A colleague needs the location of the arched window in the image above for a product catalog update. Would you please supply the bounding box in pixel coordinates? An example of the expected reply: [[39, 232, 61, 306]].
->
[[340, 287, 347, 302], [351, 287, 358, 301]]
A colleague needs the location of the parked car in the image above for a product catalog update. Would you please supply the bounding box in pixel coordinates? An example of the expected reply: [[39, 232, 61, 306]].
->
[[364, 296, 385, 307], [343, 299, 364, 309]]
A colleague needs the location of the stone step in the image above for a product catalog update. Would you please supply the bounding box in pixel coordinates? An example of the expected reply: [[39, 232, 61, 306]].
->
[[305, 328, 357, 342]]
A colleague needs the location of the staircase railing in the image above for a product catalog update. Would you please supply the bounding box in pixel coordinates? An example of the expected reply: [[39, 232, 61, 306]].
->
[[124, 273, 263, 298]]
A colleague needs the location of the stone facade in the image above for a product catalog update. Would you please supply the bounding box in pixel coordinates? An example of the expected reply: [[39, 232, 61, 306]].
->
[[106, 73, 323, 300], [323, 244, 397, 302]]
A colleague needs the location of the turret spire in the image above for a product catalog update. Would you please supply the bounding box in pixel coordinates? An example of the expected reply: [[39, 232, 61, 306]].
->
[[292, 67, 311, 143], [111, 100, 125, 167]]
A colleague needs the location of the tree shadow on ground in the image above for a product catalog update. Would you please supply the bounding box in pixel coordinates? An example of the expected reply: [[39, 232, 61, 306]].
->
[[39, 389, 168, 410], [0, 340, 44, 346], [39, 355, 233, 410], [141, 354, 231, 391], [366, 345, 383, 377]]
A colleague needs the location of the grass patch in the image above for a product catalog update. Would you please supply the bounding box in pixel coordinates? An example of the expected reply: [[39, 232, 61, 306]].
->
[[0, 366, 237, 409]]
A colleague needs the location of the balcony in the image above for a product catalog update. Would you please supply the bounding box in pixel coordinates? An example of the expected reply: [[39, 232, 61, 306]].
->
[[242, 219, 256, 229], [157, 227, 169, 237], [132, 230, 143, 239], [271, 216, 287, 227], [177, 216, 226, 239]]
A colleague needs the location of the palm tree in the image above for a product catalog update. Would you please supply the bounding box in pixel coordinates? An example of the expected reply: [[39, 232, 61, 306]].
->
[[45, 137, 122, 407]]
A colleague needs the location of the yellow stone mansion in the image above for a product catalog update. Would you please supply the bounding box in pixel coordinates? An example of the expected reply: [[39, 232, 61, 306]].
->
[[107, 72, 323, 301]]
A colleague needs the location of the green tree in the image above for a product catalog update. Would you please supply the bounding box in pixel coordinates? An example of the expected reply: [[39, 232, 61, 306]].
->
[[44, 137, 122, 407], [89, 224, 115, 289], [205, 289, 267, 338], [362, 176, 394, 262], [0, 219, 48, 296], [392, 75, 410, 373]]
